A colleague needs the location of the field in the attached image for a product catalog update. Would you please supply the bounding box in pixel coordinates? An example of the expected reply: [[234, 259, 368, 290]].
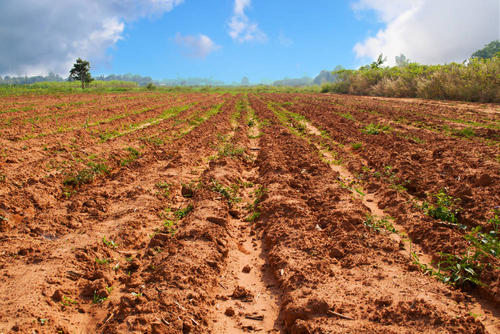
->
[[0, 91, 499, 333]]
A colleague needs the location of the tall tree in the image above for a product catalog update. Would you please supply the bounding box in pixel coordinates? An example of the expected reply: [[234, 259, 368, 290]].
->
[[69, 58, 92, 89], [471, 40, 500, 59]]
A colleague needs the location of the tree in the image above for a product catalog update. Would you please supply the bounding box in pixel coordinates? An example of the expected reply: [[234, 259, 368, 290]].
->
[[370, 54, 387, 69], [395, 54, 410, 67], [241, 76, 250, 86], [471, 40, 500, 59], [69, 58, 92, 89]]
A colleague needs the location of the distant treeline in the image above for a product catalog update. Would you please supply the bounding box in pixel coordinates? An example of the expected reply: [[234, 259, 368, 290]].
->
[[0, 72, 225, 87]]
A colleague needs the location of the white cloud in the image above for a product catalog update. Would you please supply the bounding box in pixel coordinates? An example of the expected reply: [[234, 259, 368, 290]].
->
[[352, 0, 500, 65], [0, 0, 184, 76], [228, 0, 267, 43], [175, 33, 220, 59]]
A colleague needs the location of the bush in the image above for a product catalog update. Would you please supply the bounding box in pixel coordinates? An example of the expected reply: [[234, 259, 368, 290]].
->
[[321, 56, 500, 102]]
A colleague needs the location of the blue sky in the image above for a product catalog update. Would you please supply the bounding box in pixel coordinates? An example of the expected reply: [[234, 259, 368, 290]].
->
[[1, 0, 498, 82], [97, 1, 382, 83]]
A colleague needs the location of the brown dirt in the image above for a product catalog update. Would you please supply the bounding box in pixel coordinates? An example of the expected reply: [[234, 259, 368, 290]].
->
[[0, 92, 498, 333]]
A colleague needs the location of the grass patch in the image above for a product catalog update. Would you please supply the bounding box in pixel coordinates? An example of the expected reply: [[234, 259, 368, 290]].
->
[[362, 123, 391, 135]]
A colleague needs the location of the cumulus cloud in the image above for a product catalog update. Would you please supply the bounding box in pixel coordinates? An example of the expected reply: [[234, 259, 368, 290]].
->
[[228, 0, 267, 43], [352, 0, 500, 65], [175, 33, 220, 59], [0, 0, 184, 76]]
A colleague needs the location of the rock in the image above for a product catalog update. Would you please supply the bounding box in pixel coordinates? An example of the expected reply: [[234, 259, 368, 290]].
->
[[207, 216, 227, 227], [231, 286, 253, 302], [329, 247, 344, 259], [51, 289, 64, 302], [476, 174, 492, 187], [225, 307, 235, 317], [242, 265, 251, 273]]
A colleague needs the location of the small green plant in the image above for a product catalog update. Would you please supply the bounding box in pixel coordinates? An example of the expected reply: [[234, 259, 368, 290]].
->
[[245, 211, 261, 222], [163, 219, 177, 235], [155, 181, 171, 197], [92, 291, 107, 304], [63, 162, 109, 187], [0, 172, 5, 182], [102, 236, 117, 249], [453, 127, 476, 138], [61, 296, 78, 307], [422, 189, 460, 224], [218, 142, 245, 158], [95, 258, 109, 265], [339, 113, 354, 120], [121, 147, 140, 166], [364, 215, 396, 233], [211, 180, 241, 206], [362, 123, 391, 135], [351, 142, 363, 150], [174, 204, 193, 219], [436, 252, 483, 286]]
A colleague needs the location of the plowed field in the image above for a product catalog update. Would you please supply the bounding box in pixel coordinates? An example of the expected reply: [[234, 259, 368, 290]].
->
[[0, 92, 498, 333]]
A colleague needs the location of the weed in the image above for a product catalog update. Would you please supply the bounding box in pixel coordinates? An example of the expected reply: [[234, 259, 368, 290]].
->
[[364, 215, 396, 233], [155, 181, 171, 197], [211, 180, 241, 206], [63, 162, 109, 188], [0, 172, 5, 182], [218, 142, 245, 158], [245, 211, 261, 222], [436, 252, 483, 286], [351, 142, 363, 150], [339, 113, 354, 121], [120, 147, 140, 166], [422, 189, 460, 224], [174, 204, 193, 219], [92, 291, 107, 304], [163, 219, 177, 235], [102, 236, 117, 249], [95, 258, 109, 265], [453, 127, 476, 138], [61, 296, 78, 307], [362, 123, 391, 135]]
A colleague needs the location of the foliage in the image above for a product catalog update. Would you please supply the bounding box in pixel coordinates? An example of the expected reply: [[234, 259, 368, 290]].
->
[[472, 40, 500, 59], [321, 54, 500, 102], [421, 189, 460, 224], [174, 204, 193, 219], [362, 123, 391, 135], [120, 147, 141, 166], [69, 58, 93, 89], [63, 162, 109, 187]]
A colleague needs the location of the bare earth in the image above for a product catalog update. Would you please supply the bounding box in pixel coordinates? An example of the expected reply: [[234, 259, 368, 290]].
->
[[0, 92, 498, 333]]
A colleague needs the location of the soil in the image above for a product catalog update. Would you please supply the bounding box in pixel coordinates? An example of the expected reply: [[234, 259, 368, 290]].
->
[[0, 92, 498, 333]]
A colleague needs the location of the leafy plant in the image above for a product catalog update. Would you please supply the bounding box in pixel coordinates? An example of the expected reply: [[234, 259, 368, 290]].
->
[[174, 204, 193, 219], [364, 215, 396, 233], [422, 189, 461, 224], [362, 123, 391, 135], [102, 236, 117, 249], [95, 258, 109, 265], [63, 162, 109, 187], [61, 296, 78, 307], [92, 291, 107, 304], [120, 147, 140, 166], [155, 181, 171, 197], [351, 142, 363, 150]]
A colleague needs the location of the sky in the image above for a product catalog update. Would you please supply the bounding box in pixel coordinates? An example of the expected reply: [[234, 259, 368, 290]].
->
[[0, 0, 499, 83]]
